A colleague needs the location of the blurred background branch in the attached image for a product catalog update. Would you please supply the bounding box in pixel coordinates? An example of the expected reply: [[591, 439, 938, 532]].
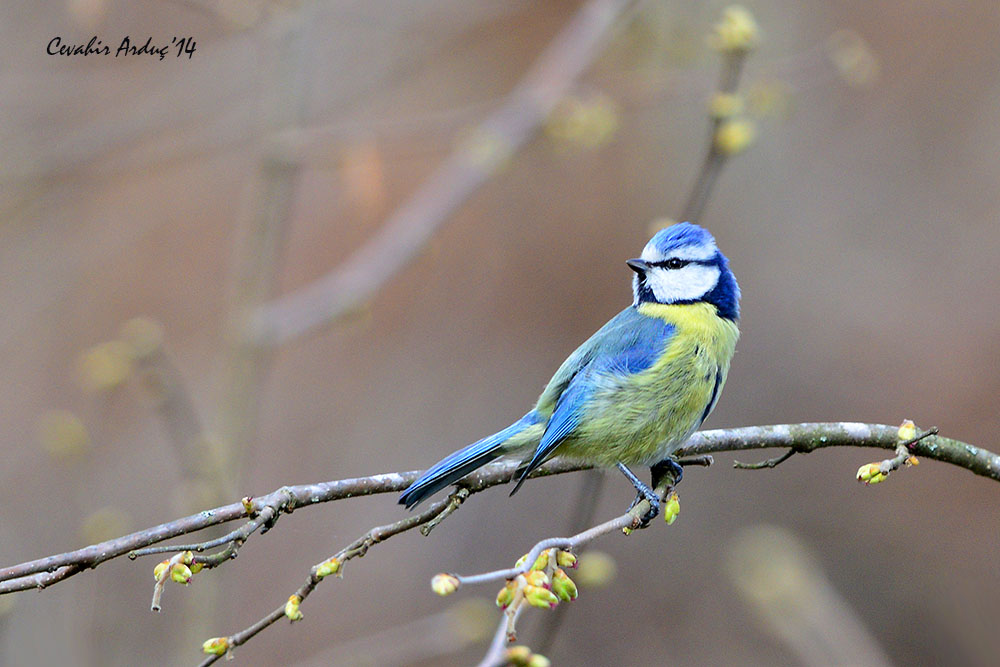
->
[[248, 0, 642, 346], [726, 524, 894, 667]]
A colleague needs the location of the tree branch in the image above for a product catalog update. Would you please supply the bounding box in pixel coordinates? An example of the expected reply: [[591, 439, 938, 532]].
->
[[2, 421, 994, 661], [1, 422, 995, 597]]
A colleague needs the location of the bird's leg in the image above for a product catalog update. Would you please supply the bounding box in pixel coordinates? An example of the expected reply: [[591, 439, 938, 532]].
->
[[618, 462, 661, 525]]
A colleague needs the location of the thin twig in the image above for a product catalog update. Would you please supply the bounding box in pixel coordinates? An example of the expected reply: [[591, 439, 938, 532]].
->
[[339, 499, 452, 562], [129, 501, 280, 558], [150, 551, 192, 612], [462, 511, 642, 664], [900, 426, 939, 450], [420, 487, 470, 536], [10, 564, 81, 592], [455, 512, 639, 588], [734, 448, 796, 469], [533, 469, 604, 654], [197, 496, 455, 665], [873, 427, 939, 478], [479, 602, 527, 667], [676, 454, 714, 467]]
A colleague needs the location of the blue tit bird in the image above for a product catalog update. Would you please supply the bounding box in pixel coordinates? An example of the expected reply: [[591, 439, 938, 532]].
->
[[399, 222, 740, 519]]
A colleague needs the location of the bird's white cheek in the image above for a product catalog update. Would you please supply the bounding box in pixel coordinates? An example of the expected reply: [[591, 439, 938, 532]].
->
[[647, 265, 720, 303]]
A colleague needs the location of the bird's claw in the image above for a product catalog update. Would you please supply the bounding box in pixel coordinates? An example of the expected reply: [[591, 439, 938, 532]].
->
[[650, 457, 684, 490], [636, 487, 661, 527]]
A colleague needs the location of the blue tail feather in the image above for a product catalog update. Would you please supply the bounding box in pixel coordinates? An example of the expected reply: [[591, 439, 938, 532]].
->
[[399, 413, 538, 509]]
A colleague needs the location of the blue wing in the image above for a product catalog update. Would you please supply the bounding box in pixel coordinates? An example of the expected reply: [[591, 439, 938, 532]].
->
[[511, 307, 675, 493], [534, 307, 672, 412]]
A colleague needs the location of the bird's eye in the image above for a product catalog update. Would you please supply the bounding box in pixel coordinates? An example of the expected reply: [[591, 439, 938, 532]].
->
[[664, 258, 688, 270]]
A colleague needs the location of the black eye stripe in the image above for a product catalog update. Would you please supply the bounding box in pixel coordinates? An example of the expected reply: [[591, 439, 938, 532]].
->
[[648, 258, 711, 269]]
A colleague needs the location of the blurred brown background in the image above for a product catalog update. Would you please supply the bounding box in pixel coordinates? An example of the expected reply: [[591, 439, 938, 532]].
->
[[2, 1, 999, 665]]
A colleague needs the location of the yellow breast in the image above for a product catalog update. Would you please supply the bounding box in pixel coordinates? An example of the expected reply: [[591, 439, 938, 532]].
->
[[636, 301, 739, 346], [569, 302, 739, 466]]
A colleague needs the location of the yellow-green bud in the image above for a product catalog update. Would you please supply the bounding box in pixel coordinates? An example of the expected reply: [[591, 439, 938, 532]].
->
[[524, 570, 550, 590], [153, 559, 170, 581], [284, 594, 303, 621], [708, 6, 760, 53], [555, 550, 577, 569], [709, 93, 744, 119], [431, 573, 460, 597], [496, 580, 518, 609], [714, 119, 756, 156], [189, 562, 204, 575], [663, 493, 681, 526], [170, 563, 193, 584], [856, 462, 886, 484], [316, 557, 341, 579], [527, 654, 552, 667], [201, 637, 229, 655], [515, 550, 549, 570], [505, 645, 533, 665], [551, 568, 578, 602], [523, 584, 559, 609], [897, 419, 917, 442], [241, 496, 255, 515], [905, 455, 919, 467]]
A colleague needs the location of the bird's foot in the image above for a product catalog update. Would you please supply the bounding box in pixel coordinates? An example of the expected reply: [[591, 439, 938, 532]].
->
[[650, 457, 684, 490]]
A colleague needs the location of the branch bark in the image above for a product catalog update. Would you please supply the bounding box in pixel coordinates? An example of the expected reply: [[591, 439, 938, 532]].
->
[[1, 422, 995, 596]]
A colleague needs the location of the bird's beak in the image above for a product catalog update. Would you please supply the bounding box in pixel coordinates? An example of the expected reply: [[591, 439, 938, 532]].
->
[[626, 258, 649, 274]]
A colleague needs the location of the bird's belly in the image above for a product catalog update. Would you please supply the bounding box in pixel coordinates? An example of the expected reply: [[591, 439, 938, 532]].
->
[[563, 313, 735, 466]]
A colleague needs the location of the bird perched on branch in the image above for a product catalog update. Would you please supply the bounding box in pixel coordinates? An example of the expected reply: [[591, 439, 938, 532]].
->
[[399, 222, 740, 521]]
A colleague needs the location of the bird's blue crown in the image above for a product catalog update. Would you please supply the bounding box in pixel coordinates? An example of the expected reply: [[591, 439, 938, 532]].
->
[[645, 222, 716, 257]]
